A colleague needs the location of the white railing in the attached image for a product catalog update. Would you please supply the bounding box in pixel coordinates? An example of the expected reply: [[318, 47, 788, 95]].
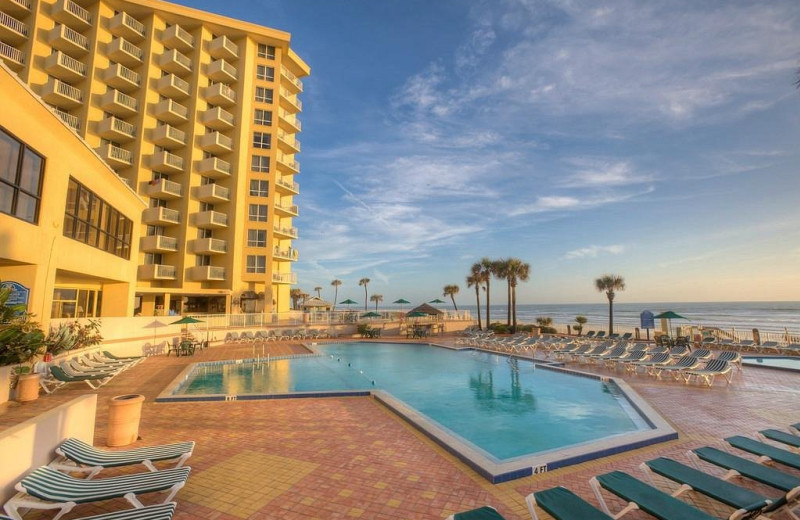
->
[[0, 41, 24, 64], [62, 0, 91, 24]]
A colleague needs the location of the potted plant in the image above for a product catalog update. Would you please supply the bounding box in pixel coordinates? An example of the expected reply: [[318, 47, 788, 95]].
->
[[0, 284, 45, 402]]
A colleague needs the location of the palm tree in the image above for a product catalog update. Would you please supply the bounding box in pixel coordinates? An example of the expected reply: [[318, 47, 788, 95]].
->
[[595, 274, 626, 334], [505, 258, 530, 332], [370, 294, 383, 311], [443, 284, 460, 311], [493, 259, 512, 326], [358, 278, 370, 311], [314, 286, 322, 298], [289, 288, 303, 310], [466, 272, 482, 330], [330, 279, 342, 310], [574, 315, 588, 336], [478, 258, 497, 328]]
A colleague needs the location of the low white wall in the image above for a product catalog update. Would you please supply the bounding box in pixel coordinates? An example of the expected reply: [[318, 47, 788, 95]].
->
[[0, 394, 97, 503], [0, 365, 11, 405]]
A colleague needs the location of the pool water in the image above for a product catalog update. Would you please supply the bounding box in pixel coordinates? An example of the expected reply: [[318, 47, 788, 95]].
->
[[743, 356, 800, 372], [175, 342, 650, 461]]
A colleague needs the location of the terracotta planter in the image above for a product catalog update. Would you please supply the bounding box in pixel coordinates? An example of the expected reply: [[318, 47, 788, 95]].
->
[[107, 394, 145, 446], [16, 373, 40, 402]]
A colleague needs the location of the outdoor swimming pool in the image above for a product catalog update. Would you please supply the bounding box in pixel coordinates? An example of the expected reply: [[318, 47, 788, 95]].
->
[[743, 356, 800, 372], [161, 342, 676, 481]]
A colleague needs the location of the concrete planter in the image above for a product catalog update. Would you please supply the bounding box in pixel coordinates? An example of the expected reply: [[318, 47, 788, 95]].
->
[[0, 365, 12, 405], [107, 394, 145, 446]]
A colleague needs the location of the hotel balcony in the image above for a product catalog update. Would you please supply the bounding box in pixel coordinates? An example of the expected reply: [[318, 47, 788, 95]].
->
[[207, 58, 237, 83], [96, 143, 132, 168], [276, 153, 299, 174], [152, 124, 186, 149], [196, 157, 231, 179], [138, 263, 176, 281], [275, 177, 299, 195], [41, 77, 82, 108], [198, 131, 232, 154], [44, 50, 86, 82], [145, 178, 182, 199], [273, 247, 298, 262], [279, 88, 302, 112], [274, 203, 298, 217], [280, 66, 303, 93], [54, 109, 79, 132], [109, 11, 145, 42], [273, 225, 298, 239], [47, 24, 89, 55], [100, 88, 137, 116], [153, 98, 188, 124], [150, 150, 184, 173], [278, 109, 301, 132], [0, 0, 31, 17], [191, 237, 227, 255], [156, 73, 190, 98], [188, 265, 225, 282], [142, 206, 180, 226], [159, 48, 191, 75], [204, 82, 235, 106], [52, 0, 91, 28], [200, 106, 234, 130], [108, 37, 143, 66], [272, 272, 297, 284], [0, 41, 25, 70], [162, 24, 193, 52], [97, 116, 136, 142], [208, 35, 238, 61], [0, 11, 27, 43], [277, 129, 300, 153], [195, 183, 230, 203], [104, 62, 140, 91], [140, 234, 178, 253], [195, 210, 228, 229]]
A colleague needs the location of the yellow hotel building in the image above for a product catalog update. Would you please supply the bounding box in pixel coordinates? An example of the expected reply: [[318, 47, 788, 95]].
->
[[0, 0, 308, 321]]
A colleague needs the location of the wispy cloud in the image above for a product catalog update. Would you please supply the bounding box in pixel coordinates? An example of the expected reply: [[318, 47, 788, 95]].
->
[[565, 245, 625, 260], [559, 159, 653, 188]]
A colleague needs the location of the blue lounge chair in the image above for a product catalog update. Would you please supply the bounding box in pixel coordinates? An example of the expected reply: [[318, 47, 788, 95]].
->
[[640, 457, 774, 520], [51, 438, 195, 478], [590, 470, 718, 520], [445, 506, 505, 519], [726, 435, 800, 470], [526, 486, 613, 520], [1, 503, 176, 520], [5, 466, 190, 520]]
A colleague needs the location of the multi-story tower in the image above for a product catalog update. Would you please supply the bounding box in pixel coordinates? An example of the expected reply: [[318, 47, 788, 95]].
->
[[0, 0, 308, 315]]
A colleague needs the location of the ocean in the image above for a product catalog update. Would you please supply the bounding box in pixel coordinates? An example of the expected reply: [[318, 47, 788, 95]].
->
[[452, 301, 800, 334]]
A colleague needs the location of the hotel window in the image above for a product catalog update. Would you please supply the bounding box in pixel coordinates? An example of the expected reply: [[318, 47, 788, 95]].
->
[[251, 155, 270, 173], [246, 255, 266, 273], [254, 109, 272, 126], [51, 287, 103, 318], [63, 178, 132, 259], [256, 65, 274, 81], [257, 44, 275, 59], [248, 204, 268, 222], [247, 229, 266, 247], [253, 132, 271, 149], [249, 179, 269, 197], [255, 87, 273, 103], [0, 127, 44, 224]]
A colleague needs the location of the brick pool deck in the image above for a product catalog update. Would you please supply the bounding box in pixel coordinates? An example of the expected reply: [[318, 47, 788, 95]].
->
[[1, 337, 799, 519]]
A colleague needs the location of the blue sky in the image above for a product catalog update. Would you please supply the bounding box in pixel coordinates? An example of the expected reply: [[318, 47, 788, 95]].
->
[[185, 0, 800, 305]]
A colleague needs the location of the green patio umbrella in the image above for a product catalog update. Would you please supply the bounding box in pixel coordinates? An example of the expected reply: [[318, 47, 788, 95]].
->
[[339, 299, 357, 305], [653, 311, 689, 337], [360, 311, 381, 318], [429, 299, 446, 304], [171, 316, 204, 339], [393, 298, 410, 304], [407, 311, 428, 318]]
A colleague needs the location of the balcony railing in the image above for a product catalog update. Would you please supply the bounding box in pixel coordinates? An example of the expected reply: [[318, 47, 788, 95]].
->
[[108, 37, 143, 65], [196, 157, 231, 178], [109, 11, 145, 41], [98, 116, 136, 141], [0, 12, 28, 42], [159, 48, 192, 75], [199, 131, 233, 153], [192, 237, 227, 254], [209, 35, 238, 60], [275, 177, 299, 194], [153, 98, 188, 123], [140, 234, 178, 252], [274, 203, 299, 216], [100, 88, 137, 115], [96, 143, 132, 168], [189, 265, 225, 281], [273, 225, 298, 239], [156, 73, 190, 98], [54, 109, 80, 131], [273, 247, 298, 261], [104, 62, 140, 91], [162, 24, 193, 51], [276, 152, 299, 173], [280, 66, 303, 92], [42, 77, 83, 108], [277, 129, 301, 152], [0, 41, 24, 69], [280, 87, 302, 111], [152, 124, 186, 148], [48, 24, 89, 54], [204, 82, 235, 106], [146, 178, 182, 198], [142, 206, 180, 226], [195, 210, 228, 228], [52, 0, 91, 27], [200, 106, 234, 129], [45, 50, 86, 81], [196, 183, 230, 202], [272, 272, 297, 284], [138, 263, 176, 281], [151, 150, 184, 172], [4, 0, 31, 14], [279, 108, 302, 131], [207, 58, 237, 82]]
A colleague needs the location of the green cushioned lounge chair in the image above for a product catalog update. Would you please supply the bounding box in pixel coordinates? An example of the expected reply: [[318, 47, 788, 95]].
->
[[652, 355, 700, 380], [726, 435, 800, 470], [682, 359, 733, 386], [41, 366, 112, 394], [641, 457, 773, 520], [758, 429, 800, 452], [590, 470, 718, 520], [445, 505, 505, 519], [527, 486, 613, 520], [50, 438, 195, 478], [4, 465, 190, 520], [1, 503, 176, 520]]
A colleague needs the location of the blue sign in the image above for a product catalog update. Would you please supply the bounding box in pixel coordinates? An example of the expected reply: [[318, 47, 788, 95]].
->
[[1, 281, 30, 310], [640, 310, 655, 329]]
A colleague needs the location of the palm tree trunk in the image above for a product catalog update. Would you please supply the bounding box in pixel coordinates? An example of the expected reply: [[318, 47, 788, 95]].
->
[[364, 286, 368, 311], [333, 287, 338, 311], [475, 287, 482, 330], [511, 286, 517, 333], [507, 282, 511, 326], [450, 295, 458, 311], [374, 300, 378, 311], [608, 298, 614, 334], [485, 280, 491, 329]]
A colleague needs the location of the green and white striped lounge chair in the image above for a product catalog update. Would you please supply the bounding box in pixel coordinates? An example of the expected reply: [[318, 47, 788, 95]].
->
[[627, 352, 671, 375], [640, 457, 774, 520], [1, 503, 176, 520], [682, 359, 733, 386], [526, 486, 613, 520], [102, 350, 144, 362], [716, 350, 742, 370], [726, 435, 800, 470], [4, 465, 190, 520], [610, 350, 647, 370], [652, 355, 700, 380], [50, 438, 195, 478], [41, 366, 112, 394], [691, 349, 713, 360], [445, 505, 505, 519], [590, 470, 719, 520], [688, 446, 800, 520], [792, 422, 800, 435], [758, 429, 800, 453]]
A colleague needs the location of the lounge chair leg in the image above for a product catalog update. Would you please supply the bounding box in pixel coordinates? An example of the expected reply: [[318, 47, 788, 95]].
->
[[163, 481, 185, 503], [124, 492, 145, 508]]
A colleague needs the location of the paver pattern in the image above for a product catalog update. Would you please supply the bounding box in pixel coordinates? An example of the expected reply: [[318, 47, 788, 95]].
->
[[1, 336, 799, 519]]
